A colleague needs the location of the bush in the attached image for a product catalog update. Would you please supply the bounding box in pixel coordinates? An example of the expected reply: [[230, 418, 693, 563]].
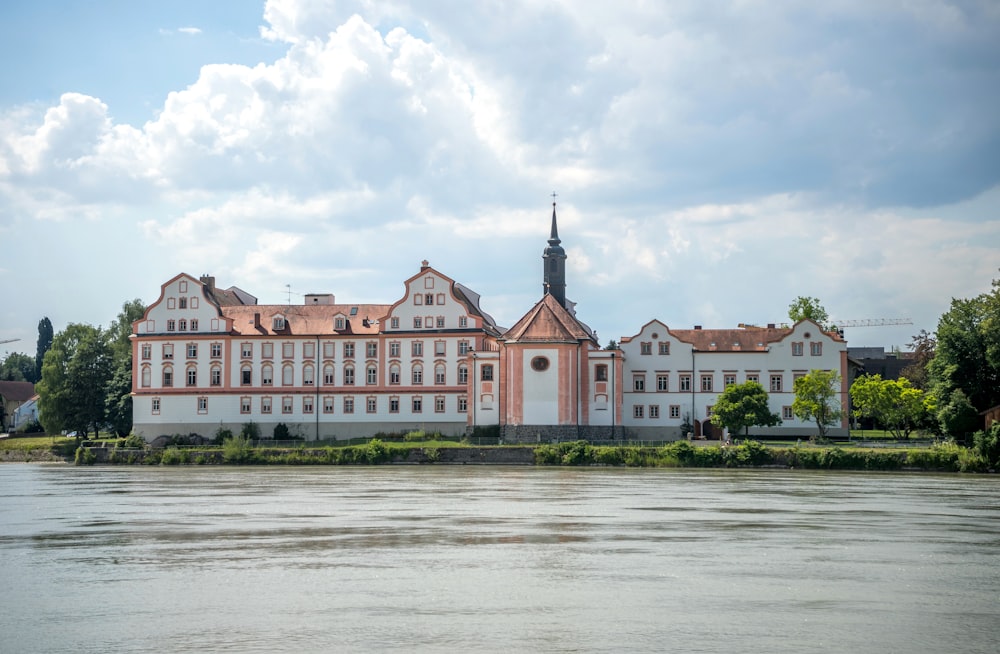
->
[[17, 419, 44, 434], [160, 447, 188, 465], [363, 438, 388, 464], [561, 441, 595, 465], [74, 446, 96, 465], [222, 434, 254, 464], [273, 423, 290, 440], [117, 432, 146, 449], [213, 426, 234, 445], [404, 430, 427, 442], [240, 421, 261, 441], [423, 446, 440, 462], [973, 424, 1000, 469]]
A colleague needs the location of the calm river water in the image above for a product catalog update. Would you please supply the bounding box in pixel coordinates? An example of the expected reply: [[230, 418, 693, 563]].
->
[[1, 465, 998, 653]]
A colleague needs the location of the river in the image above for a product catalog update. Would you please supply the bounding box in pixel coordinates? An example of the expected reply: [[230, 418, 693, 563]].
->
[[1, 465, 998, 653]]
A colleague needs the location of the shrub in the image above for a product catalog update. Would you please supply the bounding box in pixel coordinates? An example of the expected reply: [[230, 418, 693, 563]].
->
[[74, 447, 97, 465], [363, 438, 388, 464], [160, 448, 188, 465], [213, 426, 234, 445], [423, 446, 440, 462], [404, 430, 427, 442], [593, 447, 626, 466], [240, 421, 261, 441], [17, 418, 44, 434], [973, 424, 1000, 469], [561, 441, 595, 466], [117, 432, 146, 449], [222, 434, 254, 464], [273, 423, 290, 440]]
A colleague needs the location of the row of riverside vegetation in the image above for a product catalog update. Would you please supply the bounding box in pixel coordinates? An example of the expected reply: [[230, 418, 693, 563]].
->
[[4, 274, 1000, 471]]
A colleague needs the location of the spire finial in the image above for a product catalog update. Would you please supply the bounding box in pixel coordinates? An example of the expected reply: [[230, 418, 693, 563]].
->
[[549, 192, 560, 243]]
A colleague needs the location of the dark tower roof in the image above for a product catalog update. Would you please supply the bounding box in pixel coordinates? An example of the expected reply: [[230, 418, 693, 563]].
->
[[542, 201, 567, 308]]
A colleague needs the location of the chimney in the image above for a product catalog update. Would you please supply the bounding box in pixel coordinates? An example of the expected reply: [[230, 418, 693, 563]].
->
[[767, 323, 776, 329], [694, 325, 702, 330], [421, 259, 430, 271], [200, 274, 216, 293], [254, 313, 261, 329]]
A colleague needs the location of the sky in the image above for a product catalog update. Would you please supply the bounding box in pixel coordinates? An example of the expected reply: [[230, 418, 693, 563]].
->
[[2, 0, 999, 360]]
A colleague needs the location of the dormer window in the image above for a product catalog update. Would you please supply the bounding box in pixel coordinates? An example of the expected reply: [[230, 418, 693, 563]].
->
[[335, 317, 345, 330], [273, 316, 286, 331]]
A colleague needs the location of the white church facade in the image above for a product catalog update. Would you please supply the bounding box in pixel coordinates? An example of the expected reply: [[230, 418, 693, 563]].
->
[[130, 205, 848, 442]]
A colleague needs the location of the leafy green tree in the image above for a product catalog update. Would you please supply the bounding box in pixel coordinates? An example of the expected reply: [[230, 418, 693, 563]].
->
[[104, 300, 146, 437], [710, 381, 781, 438], [0, 352, 35, 381], [936, 389, 979, 443], [788, 296, 829, 327], [850, 374, 930, 440], [35, 317, 53, 383], [901, 329, 936, 389], [928, 279, 1000, 413], [604, 339, 618, 350], [792, 369, 843, 439], [36, 324, 112, 438]]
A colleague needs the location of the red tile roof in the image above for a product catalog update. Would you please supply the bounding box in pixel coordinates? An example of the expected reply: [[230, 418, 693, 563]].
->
[[222, 304, 391, 336]]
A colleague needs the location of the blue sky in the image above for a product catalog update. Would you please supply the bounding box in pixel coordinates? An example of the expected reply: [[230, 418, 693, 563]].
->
[[2, 0, 999, 360]]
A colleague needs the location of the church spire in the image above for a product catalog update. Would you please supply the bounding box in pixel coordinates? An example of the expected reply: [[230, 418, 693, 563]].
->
[[542, 199, 567, 308]]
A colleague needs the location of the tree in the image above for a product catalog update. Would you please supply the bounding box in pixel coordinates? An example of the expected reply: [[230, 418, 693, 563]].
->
[[105, 300, 146, 436], [35, 317, 53, 383], [604, 339, 618, 350], [710, 381, 781, 438], [788, 296, 829, 327], [901, 329, 936, 389], [936, 389, 979, 443], [36, 324, 112, 438], [0, 352, 35, 381], [850, 374, 930, 440], [792, 369, 843, 439]]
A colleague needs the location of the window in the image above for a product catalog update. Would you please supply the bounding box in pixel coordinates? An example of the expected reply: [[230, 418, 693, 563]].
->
[[412, 341, 423, 357], [163, 367, 173, 387], [810, 342, 823, 356], [458, 396, 468, 413], [241, 396, 251, 414], [659, 341, 670, 355], [179, 281, 187, 293], [186, 368, 197, 387], [425, 293, 434, 305], [436, 316, 445, 328], [435, 396, 446, 413], [459, 316, 468, 328], [725, 374, 736, 387], [344, 342, 355, 359], [262, 364, 273, 386], [304, 342, 315, 359], [323, 364, 334, 385], [282, 397, 293, 414], [531, 357, 550, 372], [141, 366, 151, 388], [282, 364, 294, 386], [191, 298, 198, 309], [280, 342, 293, 359], [163, 344, 174, 359], [747, 374, 759, 384], [211, 343, 222, 358], [323, 341, 335, 358], [770, 374, 783, 392], [670, 405, 680, 419], [262, 342, 273, 359], [458, 340, 470, 355], [435, 364, 446, 384], [241, 365, 252, 386], [210, 365, 221, 386], [241, 343, 252, 359], [424, 277, 434, 289], [595, 364, 608, 382], [656, 374, 668, 391], [390, 364, 401, 385], [141, 344, 151, 360], [424, 316, 433, 329], [167, 320, 176, 332], [792, 342, 804, 356], [178, 319, 187, 332], [344, 366, 355, 385], [412, 364, 423, 384], [456, 364, 468, 384], [481, 364, 494, 381], [389, 397, 400, 413], [303, 397, 314, 414], [413, 317, 422, 329], [412, 397, 423, 413], [634, 405, 644, 418], [366, 342, 377, 358], [390, 341, 401, 357], [168, 298, 176, 310], [701, 375, 713, 392], [783, 406, 794, 420], [303, 364, 315, 385], [261, 397, 272, 414], [640, 342, 652, 355], [187, 343, 198, 358], [649, 405, 660, 419], [272, 316, 285, 331], [323, 396, 335, 414], [367, 397, 377, 413], [706, 405, 714, 417], [679, 374, 691, 392], [367, 365, 378, 385], [335, 317, 346, 330], [390, 317, 400, 329], [633, 374, 645, 392], [436, 293, 446, 306], [190, 318, 198, 331], [415, 294, 424, 306], [435, 340, 446, 356], [151, 398, 160, 414]]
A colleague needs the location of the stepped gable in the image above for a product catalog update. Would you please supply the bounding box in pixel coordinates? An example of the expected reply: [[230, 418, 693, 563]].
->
[[502, 293, 597, 344]]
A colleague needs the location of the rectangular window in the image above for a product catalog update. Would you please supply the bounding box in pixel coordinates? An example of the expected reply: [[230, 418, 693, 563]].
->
[[634, 405, 644, 418], [282, 397, 293, 414], [366, 342, 377, 358], [279, 342, 292, 359], [367, 397, 377, 413], [679, 374, 691, 392], [167, 320, 176, 332], [303, 397, 314, 414], [658, 341, 670, 355], [191, 298, 198, 309], [262, 366, 273, 386], [656, 374, 668, 391], [151, 398, 160, 414], [435, 396, 446, 413], [282, 365, 293, 386], [179, 281, 187, 293], [670, 405, 680, 419], [792, 342, 804, 356], [241, 343, 252, 359], [344, 342, 355, 359], [210, 367, 221, 386], [424, 293, 434, 305], [178, 319, 187, 332], [323, 396, 334, 414], [436, 316, 445, 328], [163, 344, 174, 360], [189, 319, 198, 331], [390, 342, 401, 357], [323, 341, 335, 358], [242, 368, 252, 385], [633, 375, 645, 392], [595, 365, 608, 382], [701, 375, 713, 392], [458, 366, 468, 384], [179, 297, 187, 309], [389, 397, 400, 413], [261, 397, 272, 414], [435, 367, 446, 384], [186, 368, 197, 387], [412, 397, 423, 413], [241, 397, 251, 414], [725, 374, 736, 387], [412, 367, 423, 384], [344, 367, 355, 385], [323, 366, 334, 385], [810, 342, 823, 356], [186, 343, 198, 358], [303, 342, 315, 359], [211, 343, 222, 358], [413, 317, 422, 328], [435, 341, 446, 356], [747, 374, 759, 384], [783, 406, 794, 420], [436, 293, 445, 306], [163, 370, 173, 387], [481, 365, 493, 381], [640, 342, 652, 355], [367, 367, 377, 385], [458, 397, 468, 413], [770, 374, 783, 393], [256, 342, 268, 359], [344, 397, 354, 414], [425, 316, 433, 329], [459, 316, 468, 328], [412, 341, 423, 357], [141, 344, 151, 360], [335, 317, 346, 330], [168, 298, 176, 310], [458, 340, 470, 355], [390, 317, 400, 329], [649, 405, 660, 419]]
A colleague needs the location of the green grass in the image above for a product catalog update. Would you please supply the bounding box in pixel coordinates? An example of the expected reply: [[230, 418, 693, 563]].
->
[[0, 435, 75, 452]]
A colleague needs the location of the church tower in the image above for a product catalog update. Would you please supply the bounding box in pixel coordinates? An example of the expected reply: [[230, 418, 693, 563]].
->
[[542, 202, 567, 308]]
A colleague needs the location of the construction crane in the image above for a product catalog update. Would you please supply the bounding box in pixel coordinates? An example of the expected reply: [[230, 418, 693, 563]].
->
[[830, 319, 913, 328], [0, 338, 21, 345]]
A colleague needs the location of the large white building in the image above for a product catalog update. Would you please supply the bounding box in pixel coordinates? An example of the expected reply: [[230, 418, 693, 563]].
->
[[131, 205, 848, 441]]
